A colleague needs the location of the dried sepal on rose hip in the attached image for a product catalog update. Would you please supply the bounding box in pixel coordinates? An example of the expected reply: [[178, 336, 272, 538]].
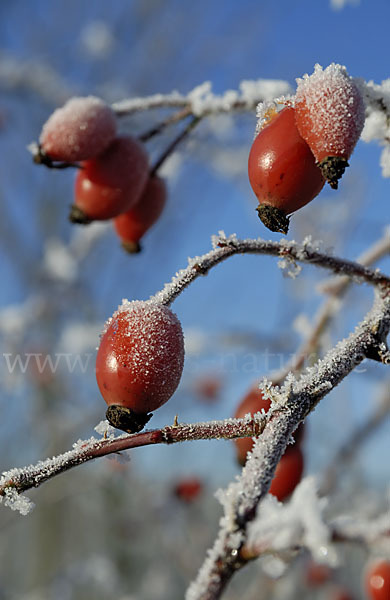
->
[[295, 63, 365, 189], [248, 105, 325, 234], [96, 300, 184, 433], [38, 96, 117, 164], [71, 135, 149, 223], [114, 175, 167, 253]]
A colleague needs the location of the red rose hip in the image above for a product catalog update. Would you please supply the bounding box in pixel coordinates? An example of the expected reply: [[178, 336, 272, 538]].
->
[[268, 446, 304, 501], [39, 96, 117, 162], [114, 175, 167, 253], [71, 135, 149, 223], [364, 559, 390, 600], [96, 300, 184, 433], [295, 63, 365, 189], [248, 106, 325, 234]]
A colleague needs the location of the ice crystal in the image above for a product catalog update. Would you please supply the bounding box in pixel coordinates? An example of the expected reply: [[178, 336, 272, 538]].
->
[[94, 420, 116, 439], [247, 478, 338, 566], [0, 487, 34, 516]]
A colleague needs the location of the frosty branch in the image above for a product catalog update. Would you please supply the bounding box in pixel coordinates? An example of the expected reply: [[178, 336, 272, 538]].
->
[[0, 416, 266, 501], [112, 77, 390, 123], [271, 228, 390, 380], [185, 290, 390, 600], [153, 233, 390, 307], [1, 235, 389, 516]]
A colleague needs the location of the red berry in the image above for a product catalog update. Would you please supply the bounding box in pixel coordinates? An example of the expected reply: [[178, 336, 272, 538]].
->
[[39, 96, 117, 162], [248, 106, 325, 234], [114, 175, 167, 253], [96, 300, 184, 433], [295, 63, 365, 189], [194, 374, 222, 403], [268, 445, 304, 501], [327, 586, 354, 600], [233, 384, 304, 466], [365, 559, 390, 600], [173, 477, 203, 503], [305, 560, 332, 586], [71, 135, 149, 223]]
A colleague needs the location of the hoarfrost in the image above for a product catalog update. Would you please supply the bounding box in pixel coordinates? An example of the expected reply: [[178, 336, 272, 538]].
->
[[113, 78, 291, 118], [277, 258, 302, 279], [40, 96, 116, 161], [1, 487, 34, 516], [295, 63, 365, 161], [247, 478, 338, 566], [94, 420, 116, 439]]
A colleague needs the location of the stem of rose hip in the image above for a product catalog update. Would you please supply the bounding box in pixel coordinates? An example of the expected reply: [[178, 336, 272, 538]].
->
[[150, 115, 202, 176], [138, 106, 193, 142]]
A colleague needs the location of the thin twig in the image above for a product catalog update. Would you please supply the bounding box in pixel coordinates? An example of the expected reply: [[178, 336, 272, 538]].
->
[[0, 416, 265, 498], [318, 228, 390, 296], [138, 106, 192, 142], [152, 234, 390, 307], [150, 115, 202, 176], [270, 229, 390, 380]]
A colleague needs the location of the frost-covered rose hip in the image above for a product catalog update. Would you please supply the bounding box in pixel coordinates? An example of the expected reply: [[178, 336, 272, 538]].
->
[[96, 300, 184, 433], [295, 63, 365, 189], [248, 107, 325, 234], [71, 135, 149, 223], [39, 96, 117, 162], [114, 175, 167, 253]]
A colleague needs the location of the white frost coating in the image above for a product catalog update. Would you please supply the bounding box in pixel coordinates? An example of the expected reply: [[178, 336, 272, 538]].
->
[[254, 97, 294, 137], [94, 420, 116, 439], [0, 487, 34, 516], [0, 435, 100, 514], [113, 79, 291, 117], [247, 478, 337, 565], [331, 510, 390, 544], [240, 79, 293, 105], [40, 96, 117, 161], [354, 78, 390, 177], [295, 63, 365, 160], [277, 258, 302, 279]]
